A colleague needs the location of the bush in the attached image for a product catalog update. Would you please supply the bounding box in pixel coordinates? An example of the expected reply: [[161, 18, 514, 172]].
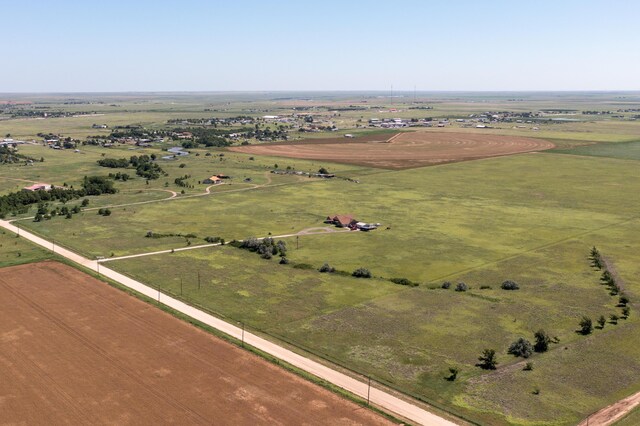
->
[[622, 306, 631, 318], [455, 282, 468, 292], [319, 263, 335, 273], [597, 315, 606, 329], [477, 349, 497, 370], [523, 362, 534, 371], [501, 280, 520, 290], [352, 268, 371, 278], [279, 257, 289, 265], [441, 281, 451, 289], [390, 277, 418, 287], [508, 337, 533, 358], [579, 316, 593, 335], [534, 329, 550, 353], [445, 367, 458, 381]]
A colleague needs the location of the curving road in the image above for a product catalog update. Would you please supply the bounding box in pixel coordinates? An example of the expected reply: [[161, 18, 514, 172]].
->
[[0, 219, 458, 426]]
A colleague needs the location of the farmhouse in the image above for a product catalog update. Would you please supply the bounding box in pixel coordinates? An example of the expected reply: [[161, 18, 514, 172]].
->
[[23, 183, 52, 192], [203, 176, 222, 184], [326, 214, 356, 228]]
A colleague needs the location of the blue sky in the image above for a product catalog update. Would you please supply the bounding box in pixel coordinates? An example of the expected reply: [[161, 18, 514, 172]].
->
[[2, 0, 639, 92]]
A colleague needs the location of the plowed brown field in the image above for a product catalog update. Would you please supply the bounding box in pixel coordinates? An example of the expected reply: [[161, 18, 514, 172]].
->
[[0, 261, 392, 425], [230, 131, 555, 169]]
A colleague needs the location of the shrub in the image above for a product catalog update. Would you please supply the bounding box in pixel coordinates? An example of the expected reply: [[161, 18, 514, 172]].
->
[[477, 349, 497, 370], [446, 367, 458, 381], [293, 263, 314, 270], [622, 306, 631, 318], [508, 337, 534, 358], [455, 282, 468, 292], [597, 315, 606, 329], [579, 316, 593, 335], [610, 314, 619, 324], [319, 263, 335, 273], [390, 277, 418, 287], [352, 268, 372, 278], [441, 281, 451, 289], [279, 257, 289, 265], [619, 294, 630, 306], [501, 280, 520, 290], [534, 329, 550, 353], [523, 362, 534, 371]]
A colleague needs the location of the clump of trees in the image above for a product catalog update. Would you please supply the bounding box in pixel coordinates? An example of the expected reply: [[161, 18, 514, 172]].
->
[[204, 236, 224, 244], [0, 176, 116, 218], [238, 237, 287, 260], [441, 281, 451, 289], [97, 155, 166, 180], [97, 208, 112, 216]]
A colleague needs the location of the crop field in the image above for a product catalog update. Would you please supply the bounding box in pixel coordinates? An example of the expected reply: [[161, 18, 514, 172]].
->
[[3, 92, 640, 425], [230, 131, 556, 169], [0, 261, 391, 425]]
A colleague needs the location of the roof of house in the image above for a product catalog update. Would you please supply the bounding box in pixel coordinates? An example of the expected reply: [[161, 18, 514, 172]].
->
[[332, 214, 355, 225], [207, 176, 221, 181], [23, 183, 49, 191]]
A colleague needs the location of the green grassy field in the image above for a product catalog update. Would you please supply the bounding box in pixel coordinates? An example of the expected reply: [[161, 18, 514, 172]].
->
[[3, 93, 640, 425], [553, 140, 640, 161], [0, 229, 53, 267]]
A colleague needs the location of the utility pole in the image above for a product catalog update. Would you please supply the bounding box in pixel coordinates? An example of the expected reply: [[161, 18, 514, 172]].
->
[[296, 235, 299, 249], [367, 376, 371, 405]]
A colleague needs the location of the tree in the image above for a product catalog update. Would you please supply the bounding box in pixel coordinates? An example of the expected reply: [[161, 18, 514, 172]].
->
[[597, 315, 606, 329], [508, 337, 533, 358], [619, 294, 630, 306], [319, 263, 335, 273], [579, 316, 593, 335], [477, 349, 497, 370], [441, 281, 451, 289], [455, 282, 468, 292], [501, 280, 520, 290], [318, 167, 329, 174], [446, 367, 459, 381], [534, 329, 550, 353], [610, 314, 619, 324], [81, 198, 90, 207], [622, 306, 631, 318], [352, 268, 371, 278]]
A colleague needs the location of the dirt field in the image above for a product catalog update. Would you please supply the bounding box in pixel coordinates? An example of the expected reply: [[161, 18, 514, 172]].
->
[[0, 261, 392, 425], [230, 131, 555, 169]]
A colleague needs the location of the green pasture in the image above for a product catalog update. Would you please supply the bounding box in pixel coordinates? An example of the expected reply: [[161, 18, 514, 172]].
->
[[553, 140, 640, 161], [0, 229, 52, 267]]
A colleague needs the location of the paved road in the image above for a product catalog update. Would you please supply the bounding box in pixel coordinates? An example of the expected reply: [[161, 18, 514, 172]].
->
[[0, 219, 458, 426]]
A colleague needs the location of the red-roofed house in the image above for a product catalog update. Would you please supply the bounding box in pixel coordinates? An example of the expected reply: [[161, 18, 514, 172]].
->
[[23, 183, 52, 192], [326, 214, 356, 228]]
